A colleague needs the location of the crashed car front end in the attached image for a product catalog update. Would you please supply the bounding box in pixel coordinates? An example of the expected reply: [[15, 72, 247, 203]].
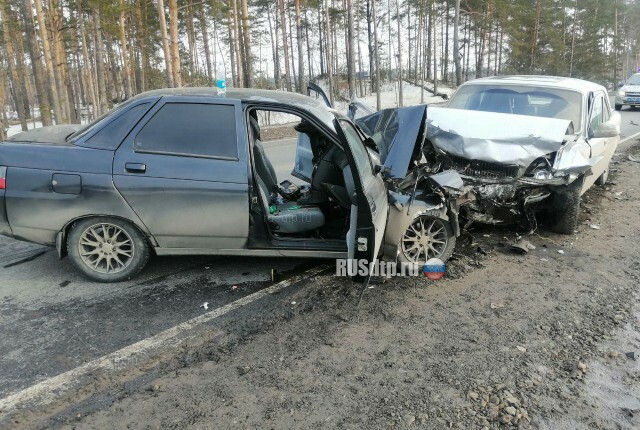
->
[[350, 102, 466, 263], [424, 106, 593, 229]]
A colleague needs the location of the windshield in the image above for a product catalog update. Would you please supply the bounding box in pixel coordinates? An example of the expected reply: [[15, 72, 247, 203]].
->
[[627, 74, 640, 85], [448, 84, 583, 132]]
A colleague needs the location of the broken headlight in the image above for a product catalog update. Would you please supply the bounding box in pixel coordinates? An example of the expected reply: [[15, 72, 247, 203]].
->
[[525, 155, 555, 179], [533, 170, 553, 180]]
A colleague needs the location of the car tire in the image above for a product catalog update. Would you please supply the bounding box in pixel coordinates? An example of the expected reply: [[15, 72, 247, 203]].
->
[[396, 215, 456, 266], [67, 217, 150, 282], [615, 104, 622, 111], [551, 177, 583, 235]]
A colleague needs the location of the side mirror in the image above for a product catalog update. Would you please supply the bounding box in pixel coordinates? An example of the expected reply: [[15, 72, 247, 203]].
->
[[591, 112, 621, 139]]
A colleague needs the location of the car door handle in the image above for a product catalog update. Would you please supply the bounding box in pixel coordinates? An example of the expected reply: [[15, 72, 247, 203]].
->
[[125, 163, 146, 174]]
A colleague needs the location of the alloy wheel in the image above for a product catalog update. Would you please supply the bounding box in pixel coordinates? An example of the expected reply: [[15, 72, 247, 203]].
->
[[401, 216, 449, 263], [78, 223, 135, 274]]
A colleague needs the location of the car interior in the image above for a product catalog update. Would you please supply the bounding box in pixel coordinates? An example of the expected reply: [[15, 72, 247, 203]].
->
[[247, 108, 356, 241]]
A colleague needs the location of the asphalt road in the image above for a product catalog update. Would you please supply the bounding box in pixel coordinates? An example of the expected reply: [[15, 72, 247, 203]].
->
[[618, 106, 640, 140], [1, 108, 639, 409]]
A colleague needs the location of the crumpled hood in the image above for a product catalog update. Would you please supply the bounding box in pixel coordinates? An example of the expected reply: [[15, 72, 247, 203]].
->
[[425, 106, 573, 168], [354, 105, 427, 178], [4, 124, 82, 145]]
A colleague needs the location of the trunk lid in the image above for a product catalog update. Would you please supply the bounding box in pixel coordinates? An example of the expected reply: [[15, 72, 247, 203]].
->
[[5, 124, 82, 145]]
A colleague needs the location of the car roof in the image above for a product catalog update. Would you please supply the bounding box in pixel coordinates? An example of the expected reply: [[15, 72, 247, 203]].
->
[[461, 75, 606, 94], [130, 87, 337, 129]]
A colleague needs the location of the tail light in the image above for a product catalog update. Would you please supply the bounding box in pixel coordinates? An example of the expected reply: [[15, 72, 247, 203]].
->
[[0, 166, 6, 189]]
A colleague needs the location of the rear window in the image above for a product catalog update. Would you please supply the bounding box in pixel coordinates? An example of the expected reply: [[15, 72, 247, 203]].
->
[[134, 103, 238, 159], [448, 84, 583, 132], [82, 103, 150, 150]]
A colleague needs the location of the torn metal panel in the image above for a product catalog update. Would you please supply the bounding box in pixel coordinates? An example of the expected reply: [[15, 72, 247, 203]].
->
[[426, 106, 573, 168], [354, 105, 427, 179], [552, 137, 592, 174], [427, 170, 465, 191]]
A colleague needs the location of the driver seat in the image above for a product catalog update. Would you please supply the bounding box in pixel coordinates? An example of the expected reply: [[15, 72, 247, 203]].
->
[[249, 115, 325, 234]]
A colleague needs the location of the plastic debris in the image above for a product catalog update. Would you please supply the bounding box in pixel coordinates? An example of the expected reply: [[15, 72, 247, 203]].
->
[[231, 285, 238, 290], [589, 224, 600, 230], [516, 346, 527, 353], [558, 250, 565, 254], [490, 302, 505, 309], [291, 301, 297, 305], [201, 302, 209, 310], [511, 240, 534, 254]]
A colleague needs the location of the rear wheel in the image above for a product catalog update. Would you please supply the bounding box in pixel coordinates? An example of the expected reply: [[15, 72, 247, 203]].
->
[[397, 215, 456, 265], [551, 177, 583, 235], [67, 217, 150, 282]]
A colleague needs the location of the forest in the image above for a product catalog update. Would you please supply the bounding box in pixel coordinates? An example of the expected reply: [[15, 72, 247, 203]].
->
[[1, 0, 639, 139]]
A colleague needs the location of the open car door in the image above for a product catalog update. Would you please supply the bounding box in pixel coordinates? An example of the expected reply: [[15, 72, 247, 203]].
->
[[307, 83, 332, 108], [334, 118, 389, 282]]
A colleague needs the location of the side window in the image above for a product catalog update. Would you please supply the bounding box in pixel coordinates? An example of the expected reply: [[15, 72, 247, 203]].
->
[[338, 120, 375, 185], [83, 103, 150, 149], [134, 103, 238, 159], [589, 96, 604, 132]]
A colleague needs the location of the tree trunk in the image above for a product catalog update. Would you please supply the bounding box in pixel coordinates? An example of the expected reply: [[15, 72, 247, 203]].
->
[[186, 3, 196, 77], [266, 3, 280, 89], [168, 0, 182, 87], [324, 0, 334, 106], [232, 0, 243, 87], [356, 11, 365, 96], [78, 1, 98, 120], [22, 0, 53, 126], [426, 0, 432, 80], [395, 0, 403, 106], [453, 0, 461, 86], [278, 0, 292, 91], [49, 0, 74, 122], [93, 10, 109, 114], [346, 0, 355, 98], [372, 0, 380, 109], [294, 0, 305, 93], [433, 0, 438, 94], [33, 0, 63, 123], [305, 8, 313, 81], [136, 0, 148, 91], [367, 0, 374, 92], [1, 8, 28, 131], [200, 4, 213, 81], [119, 0, 133, 98], [443, 2, 449, 82], [156, 0, 174, 87], [227, 7, 238, 87], [240, 0, 252, 87]]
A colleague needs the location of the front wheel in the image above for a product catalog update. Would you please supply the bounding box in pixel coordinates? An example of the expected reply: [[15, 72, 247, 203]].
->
[[551, 177, 583, 235], [67, 217, 150, 282], [397, 215, 456, 266], [615, 104, 622, 111]]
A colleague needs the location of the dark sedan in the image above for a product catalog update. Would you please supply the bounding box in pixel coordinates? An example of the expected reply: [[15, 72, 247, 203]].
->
[[0, 88, 462, 282]]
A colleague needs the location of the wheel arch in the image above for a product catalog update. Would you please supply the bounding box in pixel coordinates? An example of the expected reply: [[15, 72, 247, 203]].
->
[[56, 214, 156, 258], [382, 197, 450, 262]]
